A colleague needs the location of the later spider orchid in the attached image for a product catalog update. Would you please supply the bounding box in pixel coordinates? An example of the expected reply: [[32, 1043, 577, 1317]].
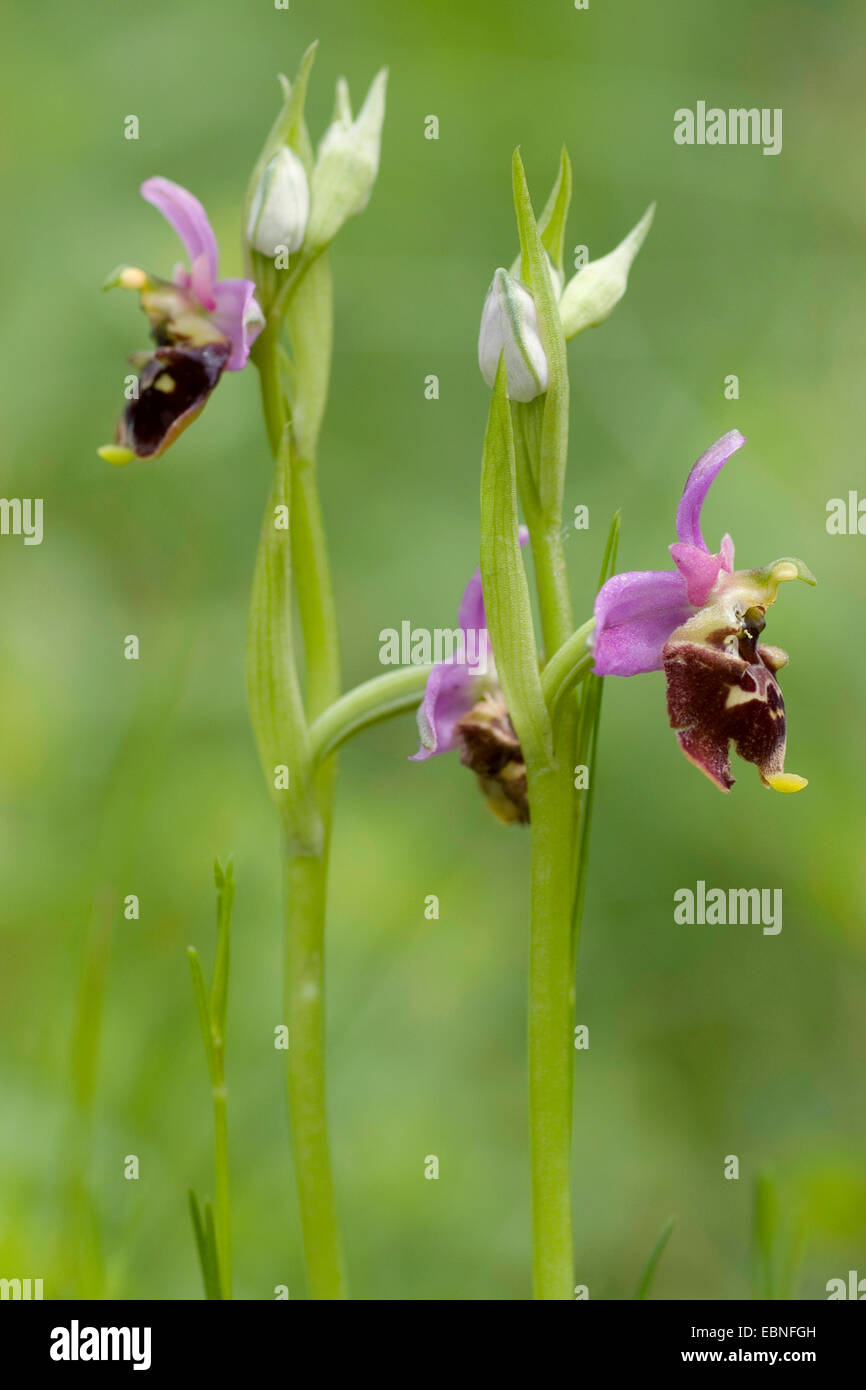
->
[[411, 530, 530, 823], [99, 178, 265, 463], [592, 429, 815, 792]]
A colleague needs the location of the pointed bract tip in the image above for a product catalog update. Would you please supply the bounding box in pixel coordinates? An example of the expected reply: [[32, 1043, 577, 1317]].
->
[[298, 38, 319, 71], [98, 445, 135, 466], [558, 200, 655, 339], [333, 75, 352, 122], [765, 772, 808, 794], [618, 202, 656, 262]]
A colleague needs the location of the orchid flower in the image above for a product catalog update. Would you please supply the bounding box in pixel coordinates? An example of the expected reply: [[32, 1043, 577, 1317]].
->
[[411, 530, 530, 823], [592, 429, 815, 793], [99, 178, 264, 463]]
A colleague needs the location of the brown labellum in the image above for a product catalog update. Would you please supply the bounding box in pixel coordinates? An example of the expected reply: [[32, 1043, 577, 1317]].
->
[[454, 694, 529, 824]]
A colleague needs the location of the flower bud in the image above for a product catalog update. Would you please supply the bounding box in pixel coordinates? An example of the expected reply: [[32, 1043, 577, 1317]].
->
[[305, 69, 387, 251], [559, 203, 655, 340], [246, 147, 310, 257], [478, 268, 548, 402]]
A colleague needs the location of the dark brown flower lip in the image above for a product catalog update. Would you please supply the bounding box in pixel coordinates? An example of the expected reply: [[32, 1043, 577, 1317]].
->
[[117, 342, 231, 460]]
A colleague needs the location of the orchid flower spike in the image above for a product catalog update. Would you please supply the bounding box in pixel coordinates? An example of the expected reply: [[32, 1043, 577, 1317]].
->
[[592, 430, 815, 793], [411, 530, 531, 824], [99, 178, 264, 463]]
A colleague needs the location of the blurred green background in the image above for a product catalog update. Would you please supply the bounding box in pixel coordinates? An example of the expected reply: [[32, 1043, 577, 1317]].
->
[[1, 0, 864, 1300]]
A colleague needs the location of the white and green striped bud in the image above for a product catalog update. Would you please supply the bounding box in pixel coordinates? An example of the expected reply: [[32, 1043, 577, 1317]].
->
[[246, 149, 309, 261], [246, 147, 310, 257], [559, 203, 655, 340], [478, 268, 548, 403]]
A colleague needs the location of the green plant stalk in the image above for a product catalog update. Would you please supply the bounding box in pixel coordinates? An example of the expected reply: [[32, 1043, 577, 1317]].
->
[[212, 1074, 230, 1297], [513, 396, 581, 1299], [526, 520, 580, 1300], [282, 844, 344, 1298], [308, 664, 430, 763], [509, 177, 585, 1277], [480, 368, 575, 1299], [525, 716, 580, 1300], [188, 934, 232, 1300], [253, 314, 346, 1300], [509, 143, 583, 1288]]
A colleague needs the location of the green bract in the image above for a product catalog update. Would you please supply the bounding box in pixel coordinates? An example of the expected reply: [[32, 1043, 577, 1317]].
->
[[559, 202, 655, 340], [305, 69, 388, 252]]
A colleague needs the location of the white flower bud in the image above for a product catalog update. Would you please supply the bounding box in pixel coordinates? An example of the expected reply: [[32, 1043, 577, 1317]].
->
[[559, 203, 655, 340], [246, 147, 310, 257], [478, 268, 549, 403], [306, 70, 388, 251]]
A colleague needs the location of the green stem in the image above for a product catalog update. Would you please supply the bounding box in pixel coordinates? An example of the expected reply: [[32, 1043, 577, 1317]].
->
[[524, 478, 579, 1300], [283, 844, 346, 1299], [526, 712, 578, 1300], [309, 665, 432, 764], [254, 308, 345, 1298], [292, 460, 341, 719], [531, 516, 573, 658], [212, 1079, 231, 1298], [541, 619, 595, 713]]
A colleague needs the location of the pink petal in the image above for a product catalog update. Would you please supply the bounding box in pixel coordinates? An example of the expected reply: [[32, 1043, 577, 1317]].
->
[[410, 661, 480, 760], [141, 177, 219, 306], [592, 569, 693, 676], [211, 278, 264, 371], [189, 254, 218, 313], [675, 430, 746, 550], [669, 542, 723, 607]]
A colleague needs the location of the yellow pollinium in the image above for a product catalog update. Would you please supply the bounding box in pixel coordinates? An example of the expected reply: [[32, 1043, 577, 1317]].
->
[[97, 445, 135, 466], [766, 772, 808, 794], [118, 266, 148, 290]]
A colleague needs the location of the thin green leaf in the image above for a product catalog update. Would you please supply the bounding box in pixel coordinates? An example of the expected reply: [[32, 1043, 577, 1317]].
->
[[597, 509, 622, 591], [187, 947, 218, 1088], [246, 426, 321, 851], [511, 150, 569, 517], [211, 858, 234, 1045], [245, 40, 318, 207], [635, 1216, 677, 1299], [537, 145, 573, 274], [480, 361, 553, 772], [286, 251, 333, 462], [189, 1190, 222, 1300], [202, 1201, 223, 1299]]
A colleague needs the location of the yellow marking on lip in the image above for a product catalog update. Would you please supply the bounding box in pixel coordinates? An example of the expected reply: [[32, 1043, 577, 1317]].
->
[[766, 772, 808, 794], [724, 685, 764, 709], [97, 445, 135, 466], [153, 373, 176, 393]]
